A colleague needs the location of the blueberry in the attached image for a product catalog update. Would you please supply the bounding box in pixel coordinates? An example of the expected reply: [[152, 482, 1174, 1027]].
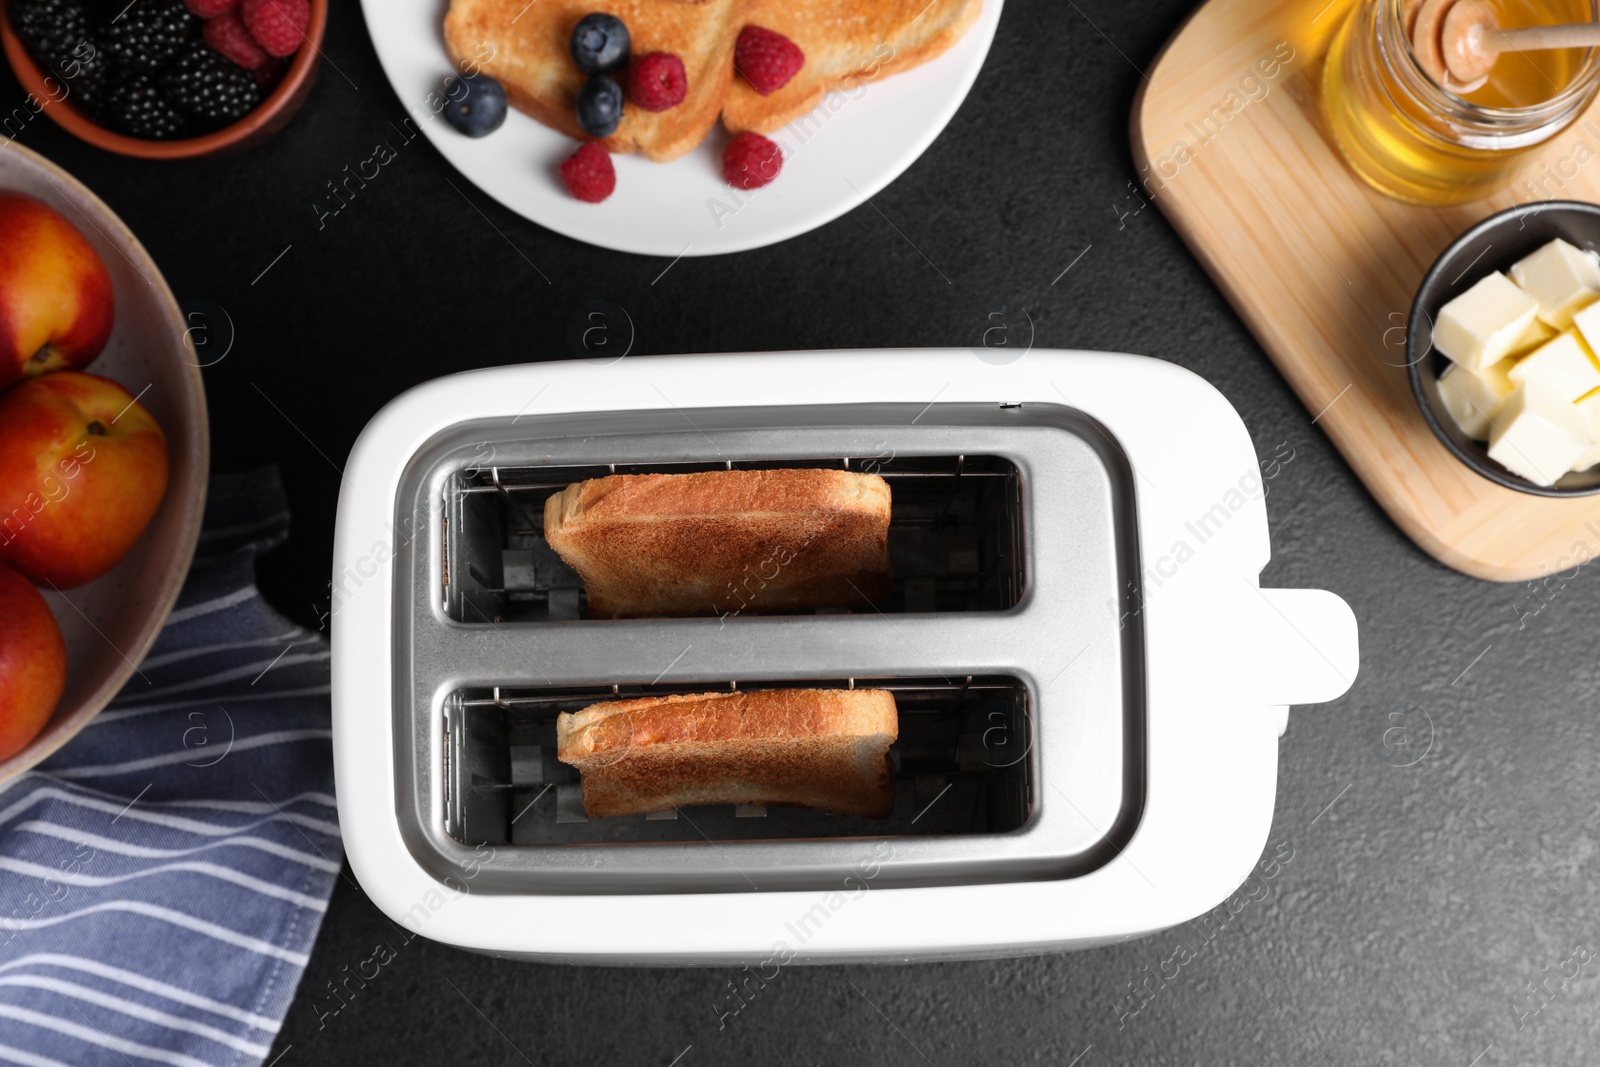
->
[[442, 73, 508, 137], [576, 74, 623, 137], [570, 13, 629, 75]]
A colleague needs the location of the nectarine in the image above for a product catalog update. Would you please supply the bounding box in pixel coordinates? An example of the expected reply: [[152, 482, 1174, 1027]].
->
[[0, 372, 168, 589], [0, 192, 115, 389], [0, 562, 65, 762]]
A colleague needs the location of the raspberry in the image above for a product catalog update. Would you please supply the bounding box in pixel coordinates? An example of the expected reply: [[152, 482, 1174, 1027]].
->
[[559, 141, 616, 203], [723, 131, 782, 190], [185, 0, 236, 16], [203, 11, 266, 69], [253, 56, 287, 88], [239, 0, 307, 58], [735, 25, 803, 95], [624, 52, 686, 112]]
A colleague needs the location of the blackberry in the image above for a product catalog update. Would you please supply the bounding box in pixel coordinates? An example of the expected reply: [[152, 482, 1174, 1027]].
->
[[54, 42, 112, 121], [99, 0, 196, 73], [59, 36, 110, 88], [12, 0, 110, 117], [66, 71, 112, 121], [161, 42, 259, 126], [107, 75, 187, 138], [10, 0, 95, 72]]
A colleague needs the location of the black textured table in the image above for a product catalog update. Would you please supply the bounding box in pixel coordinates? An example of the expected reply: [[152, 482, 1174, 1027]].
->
[[9, 0, 1598, 1062]]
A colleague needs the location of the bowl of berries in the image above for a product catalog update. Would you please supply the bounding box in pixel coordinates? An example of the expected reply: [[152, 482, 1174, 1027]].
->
[[2, 0, 325, 158]]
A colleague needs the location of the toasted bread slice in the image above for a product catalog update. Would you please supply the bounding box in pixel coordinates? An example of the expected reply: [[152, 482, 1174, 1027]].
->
[[543, 468, 892, 618], [557, 687, 898, 817], [722, 0, 984, 135], [443, 0, 754, 161]]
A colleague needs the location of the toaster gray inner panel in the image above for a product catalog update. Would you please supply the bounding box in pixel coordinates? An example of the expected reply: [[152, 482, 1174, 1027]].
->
[[389, 402, 1145, 894]]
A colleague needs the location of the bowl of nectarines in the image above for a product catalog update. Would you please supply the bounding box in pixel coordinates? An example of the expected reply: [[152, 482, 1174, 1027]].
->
[[0, 142, 207, 780]]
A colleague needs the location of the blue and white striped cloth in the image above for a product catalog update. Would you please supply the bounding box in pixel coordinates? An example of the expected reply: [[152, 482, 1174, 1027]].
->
[[0, 467, 338, 1066]]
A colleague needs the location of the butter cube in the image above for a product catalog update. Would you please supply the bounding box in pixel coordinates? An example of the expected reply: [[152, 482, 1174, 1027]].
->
[[1439, 359, 1515, 440], [1508, 332, 1600, 402], [1432, 271, 1539, 371], [1509, 317, 1557, 357], [1510, 238, 1600, 328], [1574, 386, 1600, 439], [1569, 300, 1600, 355], [1488, 385, 1592, 486], [1573, 388, 1600, 472], [1572, 441, 1600, 472]]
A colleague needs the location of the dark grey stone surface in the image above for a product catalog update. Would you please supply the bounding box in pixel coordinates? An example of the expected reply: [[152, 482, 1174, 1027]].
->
[[7, 0, 1597, 1061]]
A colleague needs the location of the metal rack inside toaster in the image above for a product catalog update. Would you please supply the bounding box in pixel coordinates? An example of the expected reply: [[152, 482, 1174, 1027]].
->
[[444, 453, 1026, 623], [444, 676, 1032, 848], [389, 403, 1146, 895]]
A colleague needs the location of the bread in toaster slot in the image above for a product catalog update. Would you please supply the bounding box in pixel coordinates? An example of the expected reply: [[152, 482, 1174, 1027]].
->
[[542, 468, 892, 618], [555, 687, 898, 819]]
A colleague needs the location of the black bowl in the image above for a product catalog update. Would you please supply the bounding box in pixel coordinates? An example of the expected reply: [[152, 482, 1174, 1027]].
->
[[1408, 200, 1600, 497]]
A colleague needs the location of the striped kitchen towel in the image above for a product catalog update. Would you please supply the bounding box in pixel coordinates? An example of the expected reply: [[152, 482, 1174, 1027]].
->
[[0, 466, 338, 1066]]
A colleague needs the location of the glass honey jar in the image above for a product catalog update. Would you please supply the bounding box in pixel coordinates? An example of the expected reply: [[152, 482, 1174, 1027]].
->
[[1323, 0, 1600, 204]]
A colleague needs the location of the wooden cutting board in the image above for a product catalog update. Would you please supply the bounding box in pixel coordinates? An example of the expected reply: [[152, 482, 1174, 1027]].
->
[[1133, 0, 1600, 582]]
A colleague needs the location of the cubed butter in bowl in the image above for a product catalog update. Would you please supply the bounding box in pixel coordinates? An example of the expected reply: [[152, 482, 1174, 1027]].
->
[[1573, 389, 1600, 472], [1506, 333, 1600, 402], [1512, 317, 1557, 354], [1487, 385, 1592, 487], [1510, 237, 1600, 330], [1431, 271, 1538, 372], [1438, 360, 1514, 440], [1575, 387, 1600, 439], [1570, 300, 1600, 353], [1409, 202, 1600, 496]]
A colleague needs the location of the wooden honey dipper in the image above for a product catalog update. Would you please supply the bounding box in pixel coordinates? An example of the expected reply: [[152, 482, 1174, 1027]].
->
[[1405, 0, 1600, 93]]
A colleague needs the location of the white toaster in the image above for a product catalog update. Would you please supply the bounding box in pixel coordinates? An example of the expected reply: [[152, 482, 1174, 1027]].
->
[[330, 349, 1358, 964]]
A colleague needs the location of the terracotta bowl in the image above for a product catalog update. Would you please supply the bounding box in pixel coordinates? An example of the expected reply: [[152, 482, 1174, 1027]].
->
[[0, 142, 208, 782], [0, 0, 325, 158]]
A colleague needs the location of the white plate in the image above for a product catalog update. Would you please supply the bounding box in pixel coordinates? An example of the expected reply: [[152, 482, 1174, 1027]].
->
[[360, 1, 1003, 257]]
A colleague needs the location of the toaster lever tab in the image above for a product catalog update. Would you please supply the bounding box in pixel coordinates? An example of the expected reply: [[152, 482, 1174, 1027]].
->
[[1244, 586, 1359, 708]]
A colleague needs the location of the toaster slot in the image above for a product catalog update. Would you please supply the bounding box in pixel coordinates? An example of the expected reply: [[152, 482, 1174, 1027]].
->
[[443, 676, 1032, 847], [442, 454, 1024, 623], [395, 404, 1143, 894]]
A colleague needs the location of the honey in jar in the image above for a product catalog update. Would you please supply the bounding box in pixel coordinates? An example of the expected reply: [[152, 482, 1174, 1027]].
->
[[1323, 0, 1600, 203]]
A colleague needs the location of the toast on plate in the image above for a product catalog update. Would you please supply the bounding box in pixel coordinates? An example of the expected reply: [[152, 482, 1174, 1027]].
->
[[722, 0, 985, 135], [441, 0, 982, 159], [443, 0, 755, 161]]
